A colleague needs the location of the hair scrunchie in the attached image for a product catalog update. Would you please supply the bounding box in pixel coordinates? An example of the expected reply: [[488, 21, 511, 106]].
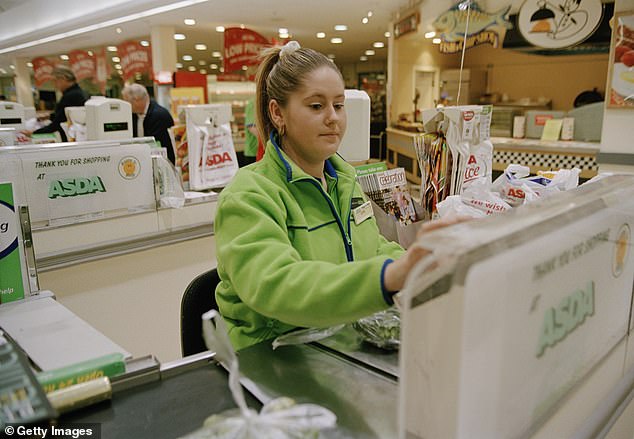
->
[[279, 40, 301, 59]]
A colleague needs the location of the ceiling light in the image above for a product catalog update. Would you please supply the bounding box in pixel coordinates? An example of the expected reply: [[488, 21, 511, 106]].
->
[[59, 55, 69, 60], [188, 66, 196, 71], [425, 31, 436, 39], [112, 56, 120, 62], [26, 62, 33, 67], [116, 27, 122, 34], [432, 38, 441, 44], [176, 62, 183, 68], [196, 60, 204, 66], [107, 46, 118, 52], [0, 68, 6, 74], [174, 33, 186, 40], [212, 51, 222, 58], [365, 49, 375, 56], [384, 31, 391, 38], [279, 33, 290, 39], [216, 26, 225, 32], [316, 32, 326, 38], [117, 70, 123, 75], [330, 37, 343, 44], [360, 56, 368, 61], [362, 17, 368, 24], [367, 11, 373, 17], [278, 28, 288, 34], [242, 65, 248, 71], [87, 50, 94, 56], [140, 40, 150, 47], [195, 44, 207, 50], [210, 64, 218, 69], [373, 42, 384, 48], [114, 64, 122, 69], [183, 55, 193, 61], [240, 24, 245, 29], [334, 25, 347, 31], [184, 18, 196, 25], [9, 64, 15, 69], [200, 69, 207, 74], [220, 67, 225, 73], [0, 0, 209, 55]]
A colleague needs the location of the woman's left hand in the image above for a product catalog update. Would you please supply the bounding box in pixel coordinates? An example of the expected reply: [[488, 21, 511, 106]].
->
[[383, 216, 470, 292]]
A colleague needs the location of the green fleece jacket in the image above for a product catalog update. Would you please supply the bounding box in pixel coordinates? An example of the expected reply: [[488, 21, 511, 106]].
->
[[214, 139, 404, 350]]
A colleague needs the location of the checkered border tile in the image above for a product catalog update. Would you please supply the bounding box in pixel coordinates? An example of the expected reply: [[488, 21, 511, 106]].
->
[[493, 150, 598, 171]]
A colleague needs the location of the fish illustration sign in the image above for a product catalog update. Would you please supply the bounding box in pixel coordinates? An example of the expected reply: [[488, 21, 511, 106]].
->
[[433, 2, 513, 54]]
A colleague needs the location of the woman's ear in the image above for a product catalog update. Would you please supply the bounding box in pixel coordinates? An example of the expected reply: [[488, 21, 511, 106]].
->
[[268, 99, 284, 130]]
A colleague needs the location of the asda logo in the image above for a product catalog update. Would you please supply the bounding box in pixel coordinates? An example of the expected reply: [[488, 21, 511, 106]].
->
[[536, 281, 594, 358], [48, 176, 106, 199]]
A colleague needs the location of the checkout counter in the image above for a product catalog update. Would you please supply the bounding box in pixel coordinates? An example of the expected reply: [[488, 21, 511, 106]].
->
[[2, 171, 634, 437]]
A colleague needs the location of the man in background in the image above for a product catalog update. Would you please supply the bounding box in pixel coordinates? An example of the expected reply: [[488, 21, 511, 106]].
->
[[25, 66, 88, 141], [122, 84, 175, 164]]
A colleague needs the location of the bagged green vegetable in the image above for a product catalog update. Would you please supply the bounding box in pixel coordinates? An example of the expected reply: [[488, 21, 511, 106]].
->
[[352, 307, 400, 350]]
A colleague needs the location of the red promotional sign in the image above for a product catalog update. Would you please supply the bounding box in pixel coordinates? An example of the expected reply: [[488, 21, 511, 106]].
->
[[69, 50, 96, 81], [117, 40, 153, 81], [32, 57, 55, 87], [223, 27, 271, 73]]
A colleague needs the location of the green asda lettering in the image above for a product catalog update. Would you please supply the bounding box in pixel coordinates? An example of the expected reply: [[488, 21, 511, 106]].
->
[[48, 176, 106, 199], [536, 281, 595, 358]]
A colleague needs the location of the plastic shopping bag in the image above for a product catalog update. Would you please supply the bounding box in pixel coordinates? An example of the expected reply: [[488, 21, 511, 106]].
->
[[179, 311, 337, 438]]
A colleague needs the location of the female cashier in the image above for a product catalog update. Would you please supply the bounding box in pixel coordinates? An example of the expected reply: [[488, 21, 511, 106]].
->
[[214, 41, 454, 351]]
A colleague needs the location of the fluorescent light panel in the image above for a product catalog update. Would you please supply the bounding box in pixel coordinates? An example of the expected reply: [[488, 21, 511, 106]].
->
[[0, 0, 209, 55]]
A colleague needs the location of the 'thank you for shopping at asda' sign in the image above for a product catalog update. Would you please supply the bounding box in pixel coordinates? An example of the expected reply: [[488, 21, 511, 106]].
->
[[19, 143, 155, 227]]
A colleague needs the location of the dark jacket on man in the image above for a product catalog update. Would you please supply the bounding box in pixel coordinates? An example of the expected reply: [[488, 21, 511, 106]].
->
[[34, 83, 88, 142], [132, 100, 175, 164]]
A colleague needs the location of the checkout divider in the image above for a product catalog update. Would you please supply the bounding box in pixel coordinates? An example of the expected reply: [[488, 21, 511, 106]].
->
[[0, 138, 218, 364]]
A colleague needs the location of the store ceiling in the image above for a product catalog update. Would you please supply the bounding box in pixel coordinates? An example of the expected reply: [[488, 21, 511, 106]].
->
[[0, 0, 415, 78]]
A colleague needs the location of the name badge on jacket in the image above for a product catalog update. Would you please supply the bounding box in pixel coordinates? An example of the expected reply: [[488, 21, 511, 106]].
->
[[352, 200, 373, 225]]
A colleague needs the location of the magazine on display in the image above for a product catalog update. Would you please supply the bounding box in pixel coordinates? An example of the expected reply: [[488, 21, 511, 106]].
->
[[357, 167, 418, 226]]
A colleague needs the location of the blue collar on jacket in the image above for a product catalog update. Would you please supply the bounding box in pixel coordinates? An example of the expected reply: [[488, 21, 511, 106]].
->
[[269, 130, 339, 183]]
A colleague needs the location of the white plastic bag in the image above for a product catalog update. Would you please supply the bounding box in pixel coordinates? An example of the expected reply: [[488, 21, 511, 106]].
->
[[272, 325, 345, 350], [492, 164, 581, 206], [437, 195, 488, 219], [179, 311, 337, 438], [189, 122, 238, 190], [154, 155, 186, 209]]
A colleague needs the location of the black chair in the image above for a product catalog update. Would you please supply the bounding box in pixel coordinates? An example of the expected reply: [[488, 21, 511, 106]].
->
[[180, 268, 221, 357]]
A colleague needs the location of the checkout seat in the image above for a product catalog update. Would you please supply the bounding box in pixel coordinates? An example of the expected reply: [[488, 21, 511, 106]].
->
[[180, 268, 220, 357]]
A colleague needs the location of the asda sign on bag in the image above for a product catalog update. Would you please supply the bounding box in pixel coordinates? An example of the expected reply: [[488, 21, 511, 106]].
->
[[5, 143, 155, 228]]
